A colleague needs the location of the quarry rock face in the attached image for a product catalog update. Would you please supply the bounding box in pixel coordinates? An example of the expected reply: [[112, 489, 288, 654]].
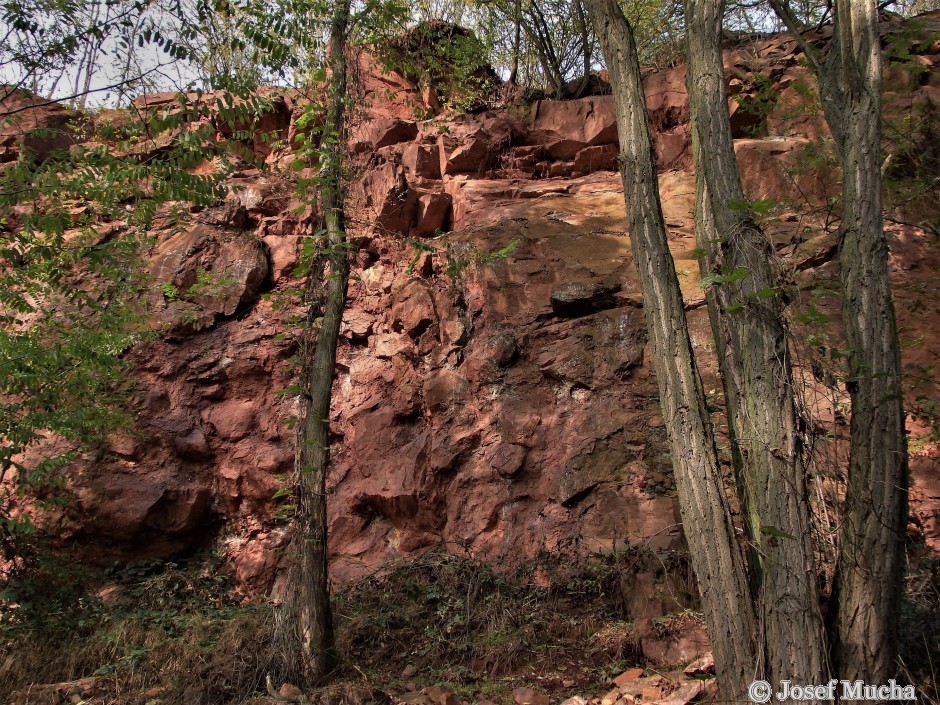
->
[[8, 14, 939, 598], [0, 87, 90, 163]]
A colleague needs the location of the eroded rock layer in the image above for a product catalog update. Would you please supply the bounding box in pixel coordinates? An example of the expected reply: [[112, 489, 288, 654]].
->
[[6, 14, 938, 594]]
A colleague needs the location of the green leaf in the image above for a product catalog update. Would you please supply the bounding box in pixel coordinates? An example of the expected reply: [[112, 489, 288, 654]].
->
[[760, 525, 797, 541], [701, 267, 751, 288], [272, 486, 293, 500]]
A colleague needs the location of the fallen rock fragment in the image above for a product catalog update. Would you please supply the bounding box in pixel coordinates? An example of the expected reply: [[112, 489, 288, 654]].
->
[[682, 651, 715, 676], [611, 668, 645, 687], [655, 680, 703, 705], [513, 687, 550, 705]]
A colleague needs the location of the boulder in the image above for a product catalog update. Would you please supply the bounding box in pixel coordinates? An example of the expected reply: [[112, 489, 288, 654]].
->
[[364, 162, 419, 234], [573, 143, 619, 174], [529, 96, 618, 156], [683, 652, 715, 676], [351, 117, 419, 153], [441, 136, 491, 175], [513, 688, 550, 705], [403, 141, 443, 179], [414, 191, 452, 235], [550, 278, 622, 317], [211, 91, 293, 161], [392, 279, 438, 337]]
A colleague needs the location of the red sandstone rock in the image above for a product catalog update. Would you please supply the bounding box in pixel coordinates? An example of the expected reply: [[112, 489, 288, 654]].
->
[[1, 86, 89, 163], [441, 136, 490, 175], [611, 668, 644, 687], [640, 623, 711, 666], [572, 143, 619, 174], [682, 652, 715, 676], [211, 90, 293, 162], [513, 687, 549, 705], [414, 191, 452, 235], [351, 117, 419, 153], [403, 141, 443, 179], [529, 96, 618, 157], [12, 18, 937, 593], [424, 685, 463, 705], [656, 681, 703, 705]]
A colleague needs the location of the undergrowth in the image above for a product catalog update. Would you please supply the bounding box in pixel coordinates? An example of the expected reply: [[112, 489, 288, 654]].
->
[[3, 543, 933, 704], [0, 551, 280, 705], [899, 551, 940, 705], [0, 543, 696, 704], [332, 543, 694, 700]]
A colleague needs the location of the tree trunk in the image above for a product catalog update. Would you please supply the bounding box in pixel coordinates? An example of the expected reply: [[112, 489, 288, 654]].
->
[[585, 0, 758, 698], [573, 0, 593, 97], [684, 0, 828, 690], [509, 0, 522, 84], [770, 0, 909, 683], [283, 0, 351, 685], [824, 0, 909, 683]]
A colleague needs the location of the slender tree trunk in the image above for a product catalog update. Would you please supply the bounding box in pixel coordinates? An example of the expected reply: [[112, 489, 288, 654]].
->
[[283, 0, 351, 685], [585, 0, 758, 698], [684, 0, 828, 690], [509, 0, 522, 85], [523, 6, 564, 96], [573, 0, 593, 97], [770, 0, 909, 682]]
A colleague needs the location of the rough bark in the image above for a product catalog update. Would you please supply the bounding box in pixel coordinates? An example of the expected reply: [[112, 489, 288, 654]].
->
[[823, 0, 909, 683], [684, 0, 828, 690], [770, 0, 909, 682], [586, 0, 758, 697], [284, 0, 352, 685], [509, 0, 522, 84]]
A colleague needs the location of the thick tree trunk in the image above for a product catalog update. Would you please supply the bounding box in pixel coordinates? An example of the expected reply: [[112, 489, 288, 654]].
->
[[770, 0, 909, 683], [585, 0, 757, 698], [284, 0, 351, 685], [824, 0, 909, 683], [684, 0, 828, 690]]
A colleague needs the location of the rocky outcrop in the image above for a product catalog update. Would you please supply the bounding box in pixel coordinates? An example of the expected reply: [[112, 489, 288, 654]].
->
[[7, 14, 939, 601], [0, 86, 90, 162]]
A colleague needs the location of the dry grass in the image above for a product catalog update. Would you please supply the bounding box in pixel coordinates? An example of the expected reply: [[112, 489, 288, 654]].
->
[[4, 543, 934, 704], [330, 544, 690, 695], [0, 553, 286, 704]]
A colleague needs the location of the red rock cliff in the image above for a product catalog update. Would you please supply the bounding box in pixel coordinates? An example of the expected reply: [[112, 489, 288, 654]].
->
[[8, 14, 938, 594]]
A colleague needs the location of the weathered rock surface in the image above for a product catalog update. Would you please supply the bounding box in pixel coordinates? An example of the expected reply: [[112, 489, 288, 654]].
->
[[0, 86, 90, 162], [6, 14, 938, 608]]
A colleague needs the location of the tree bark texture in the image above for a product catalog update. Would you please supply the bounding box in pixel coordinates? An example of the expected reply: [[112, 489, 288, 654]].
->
[[824, 0, 909, 683], [287, 0, 352, 685], [769, 0, 909, 682], [586, 0, 758, 697], [684, 0, 828, 690]]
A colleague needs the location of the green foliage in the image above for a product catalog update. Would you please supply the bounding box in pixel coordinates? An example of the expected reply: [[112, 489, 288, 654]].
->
[[406, 236, 522, 286], [700, 266, 751, 289], [882, 24, 940, 237], [734, 73, 779, 136], [0, 87, 255, 547], [375, 21, 497, 116]]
